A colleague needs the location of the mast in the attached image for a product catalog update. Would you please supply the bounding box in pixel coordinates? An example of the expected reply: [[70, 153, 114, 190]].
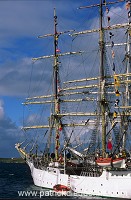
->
[[126, 0, 131, 107], [99, 0, 106, 157], [77, 1, 126, 158], [123, 0, 131, 148], [53, 8, 60, 160], [54, 8, 58, 99]]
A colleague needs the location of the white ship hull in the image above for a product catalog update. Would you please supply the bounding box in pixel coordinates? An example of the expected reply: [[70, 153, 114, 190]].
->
[[27, 160, 131, 199], [27, 161, 69, 189], [70, 170, 131, 199], [16, 145, 131, 199]]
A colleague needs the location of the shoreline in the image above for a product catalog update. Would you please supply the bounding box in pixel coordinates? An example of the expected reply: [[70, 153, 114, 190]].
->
[[0, 158, 25, 163]]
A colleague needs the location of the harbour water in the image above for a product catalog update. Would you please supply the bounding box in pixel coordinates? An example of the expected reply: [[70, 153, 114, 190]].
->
[[0, 162, 112, 199]]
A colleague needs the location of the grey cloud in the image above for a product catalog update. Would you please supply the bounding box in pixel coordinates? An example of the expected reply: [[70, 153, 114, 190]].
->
[[0, 117, 21, 158]]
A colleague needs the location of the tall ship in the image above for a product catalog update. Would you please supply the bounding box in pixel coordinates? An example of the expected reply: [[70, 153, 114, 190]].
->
[[16, 0, 131, 199]]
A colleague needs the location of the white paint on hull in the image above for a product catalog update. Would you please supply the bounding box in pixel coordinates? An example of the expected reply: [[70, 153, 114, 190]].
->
[[70, 170, 131, 199], [27, 161, 131, 199], [27, 161, 69, 189]]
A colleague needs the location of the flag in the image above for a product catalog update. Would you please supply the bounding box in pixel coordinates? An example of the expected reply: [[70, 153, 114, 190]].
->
[[107, 141, 112, 150], [112, 50, 115, 58], [115, 89, 120, 96], [106, 7, 109, 14], [58, 86, 61, 93], [114, 75, 120, 86], [128, 11, 131, 18], [129, 30, 131, 36], [109, 32, 114, 39], [113, 111, 117, 119], [103, 0, 106, 5], [56, 48, 60, 52], [56, 134, 59, 139], [112, 62, 115, 71], [115, 99, 120, 106], [126, 2, 130, 10], [111, 41, 114, 48], [58, 124, 62, 131], [107, 16, 110, 23]]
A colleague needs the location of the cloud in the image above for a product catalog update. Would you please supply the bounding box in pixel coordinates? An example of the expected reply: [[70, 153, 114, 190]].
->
[[0, 100, 22, 158], [0, 100, 4, 119], [0, 0, 81, 41], [0, 1, 83, 98]]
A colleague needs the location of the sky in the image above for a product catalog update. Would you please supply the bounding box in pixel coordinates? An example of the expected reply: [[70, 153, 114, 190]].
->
[[0, 0, 128, 158]]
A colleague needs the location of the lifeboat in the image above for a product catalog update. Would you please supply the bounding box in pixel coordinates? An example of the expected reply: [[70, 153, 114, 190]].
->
[[96, 157, 124, 168], [53, 184, 70, 192]]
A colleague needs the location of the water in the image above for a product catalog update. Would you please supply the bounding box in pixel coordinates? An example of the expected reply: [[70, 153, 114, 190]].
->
[[0, 163, 35, 199], [0, 163, 107, 199]]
